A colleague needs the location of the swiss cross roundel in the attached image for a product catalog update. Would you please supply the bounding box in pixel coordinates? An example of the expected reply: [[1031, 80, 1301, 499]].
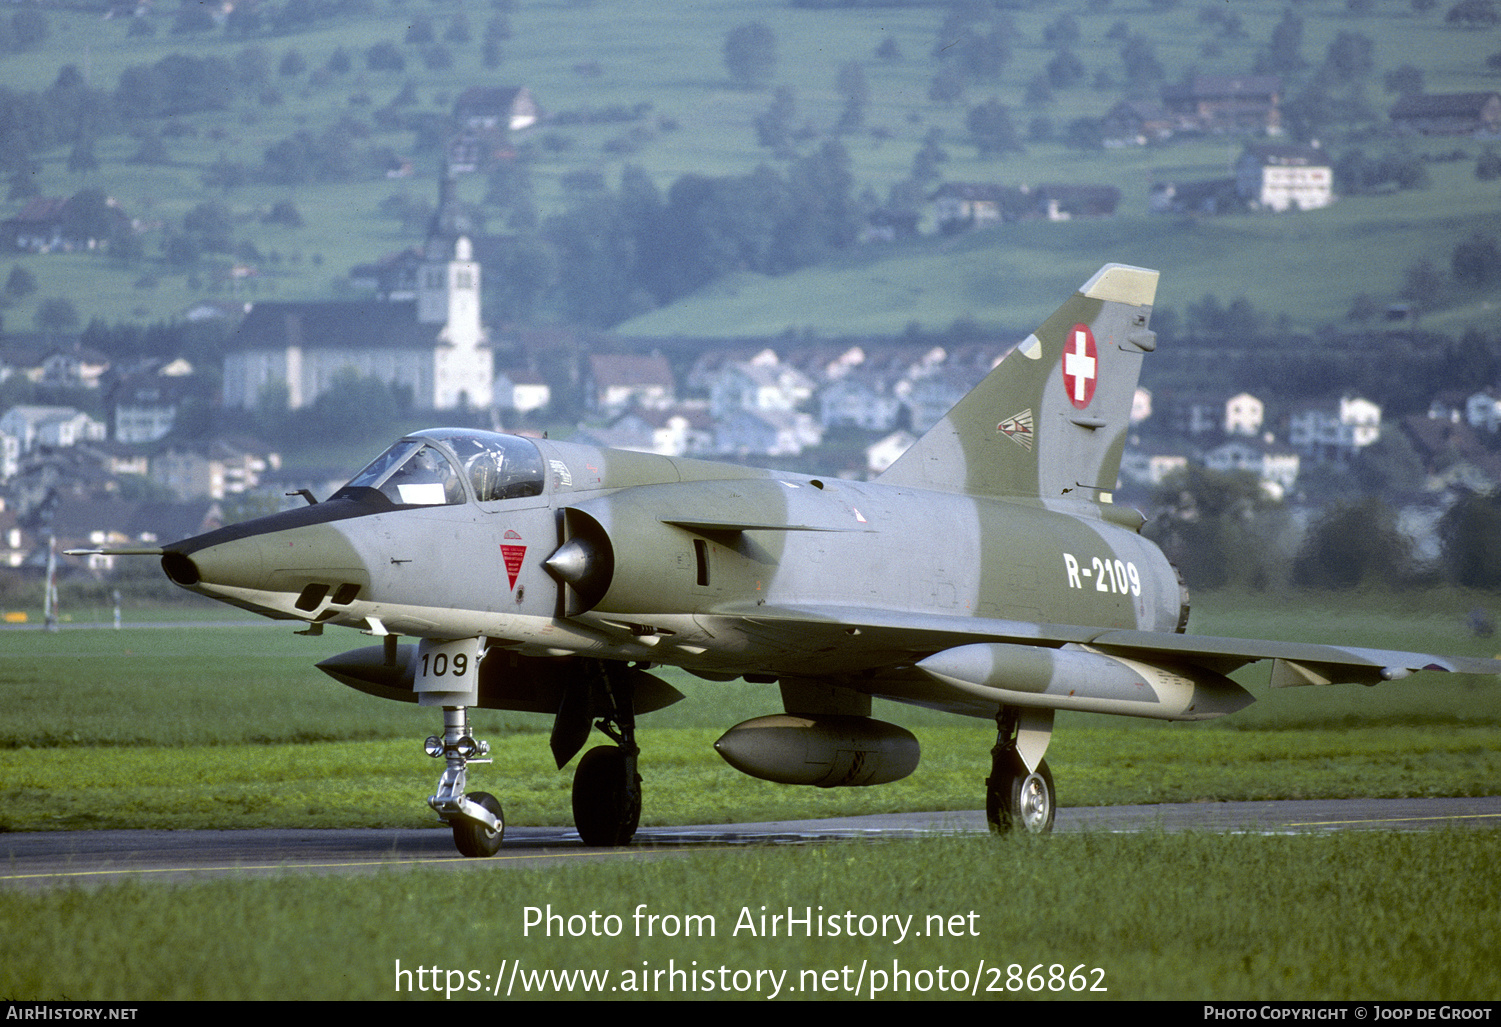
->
[[1062, 323, 1098, 409]]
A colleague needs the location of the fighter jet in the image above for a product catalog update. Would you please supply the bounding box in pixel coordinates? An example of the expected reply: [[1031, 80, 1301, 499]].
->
[[73, 264, 1501, 856]]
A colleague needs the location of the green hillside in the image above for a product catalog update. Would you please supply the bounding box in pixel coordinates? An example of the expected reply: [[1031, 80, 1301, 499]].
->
[[0, 0, 1495, 337]]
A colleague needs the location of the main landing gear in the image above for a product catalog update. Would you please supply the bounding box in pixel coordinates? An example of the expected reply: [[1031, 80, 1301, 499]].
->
[[565, 661, 641, 847], [986, 706, 1056, 834]]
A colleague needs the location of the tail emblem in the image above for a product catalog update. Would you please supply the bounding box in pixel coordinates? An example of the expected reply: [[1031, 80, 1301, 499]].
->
[[997, 409, 1035, 451], [1063, 324, 1097, 408]]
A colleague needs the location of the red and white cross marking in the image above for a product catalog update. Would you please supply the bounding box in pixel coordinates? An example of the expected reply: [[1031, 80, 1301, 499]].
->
[[1062, 323, 1097, 409]]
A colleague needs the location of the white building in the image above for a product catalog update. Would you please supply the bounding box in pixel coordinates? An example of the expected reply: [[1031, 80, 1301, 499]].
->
[[1288, 396, 1380, 462], [223, 235, 492, 411], [1224, 392, 1264, 436], [0, 405, 107, 453], [1236, 144, 1333, 212]]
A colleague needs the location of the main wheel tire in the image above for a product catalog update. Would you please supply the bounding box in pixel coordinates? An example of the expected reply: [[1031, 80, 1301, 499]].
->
[[986, 755, 1055, 835], [452, 791, 505, 857], [572, 745, 641, 846]]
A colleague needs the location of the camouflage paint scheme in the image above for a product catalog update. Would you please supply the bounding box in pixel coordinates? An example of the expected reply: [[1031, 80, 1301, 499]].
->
[[96, 265, 1501, 848]]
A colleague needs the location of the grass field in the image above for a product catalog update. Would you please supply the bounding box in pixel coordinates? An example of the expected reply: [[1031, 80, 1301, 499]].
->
[[2, 833, 1498, 1000], [2, 588, 1499, 1000]]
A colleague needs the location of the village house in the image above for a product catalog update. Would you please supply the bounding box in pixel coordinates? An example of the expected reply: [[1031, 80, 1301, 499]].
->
[[865, 431, 916, 476], [448, 86, 541, 172], [929, 183, 1017, 232], [584, 353, 675, 415], [149, 439, 279, 502], [1288, 396, 1380, 463], [1388, 92, 1501, 137], [111, 374, 194, 446], [0, 406, 107, 455], [1235, 144, 1333, 212], [49, 497, 223, 573], [713, 409, 822, 459], [1202, 438, 1300, 498], [1131, 387, 1153, 425], [1466, 389, 1501, 433], [1119, 437, 1192, 488], [1148, 178, 1240, 216], [1160, 75, 1282, 136], [2, 194, 132, 253], [36, 346, 110, 390], [708, 350, 815, 419], [818, 373, 907, 433], [493, 368, 552, 417], [1102, 100, 1178, 147], [1224, 392, 1265, 436], [930, 182, 1119, 231], [577, 405, 713, 458]]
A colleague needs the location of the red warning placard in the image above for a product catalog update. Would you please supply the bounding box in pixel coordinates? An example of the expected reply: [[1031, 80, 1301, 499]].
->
[[500, 544, 526, 589]]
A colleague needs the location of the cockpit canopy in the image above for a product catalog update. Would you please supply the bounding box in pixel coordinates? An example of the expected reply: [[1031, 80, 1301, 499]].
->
[[335, 429, 546, 507]]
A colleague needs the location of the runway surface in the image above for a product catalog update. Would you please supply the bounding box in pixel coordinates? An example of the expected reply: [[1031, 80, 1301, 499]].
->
[[2, 796, 1497, 890]]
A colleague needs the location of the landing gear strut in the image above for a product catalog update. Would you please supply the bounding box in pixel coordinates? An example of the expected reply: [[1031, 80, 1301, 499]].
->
[[426, 704, 504, 857], [568, 662, 641, 847], [986, 706, 1056, 834]]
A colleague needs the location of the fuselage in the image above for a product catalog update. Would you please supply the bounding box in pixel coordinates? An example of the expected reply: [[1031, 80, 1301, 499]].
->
[[163, 429, 1186, 680]]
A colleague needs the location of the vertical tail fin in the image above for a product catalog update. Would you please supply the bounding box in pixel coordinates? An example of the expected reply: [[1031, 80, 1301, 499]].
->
[[877, 264, 1158, 502]]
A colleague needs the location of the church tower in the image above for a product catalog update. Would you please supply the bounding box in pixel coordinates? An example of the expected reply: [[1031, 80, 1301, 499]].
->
[[421, 178, 492, 409]]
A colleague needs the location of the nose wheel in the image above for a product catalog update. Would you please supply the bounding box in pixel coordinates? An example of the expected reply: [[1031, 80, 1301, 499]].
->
[[452, 791, 505, 857]]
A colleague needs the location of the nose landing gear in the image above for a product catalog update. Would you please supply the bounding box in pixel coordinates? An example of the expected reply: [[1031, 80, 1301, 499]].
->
[[426, 704, 504, 857]]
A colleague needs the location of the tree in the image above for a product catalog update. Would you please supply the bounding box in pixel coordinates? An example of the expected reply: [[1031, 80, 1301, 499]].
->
[[1383, 64, 1424, 97], [1321, 32, 1375, 84], [1046, 49, 1086, 90], [1401, 258, 1445, 310], [1293, 498, 1415, 589], [965, 99, 1022, 157], [5, 264, 36, 302], [1451, 233, 1501, 289], [1477, 147, 1501, 181], [835, 61, 868, 134], [1264, 9, 1305, 74], [723, 22, 777, 88], [10, 9, 47, 51], [1042, 14, 1079, 47], [61, 188, 119, 245], [1145, 467, 1288, 590], [1445, 0, 1499, 26], [366, 42, 406, 73], [184, 201, 233, 253], [35, 297, 79, 336], [1062, 116, 1104, 151], [754, 86, 796, 153], [1440, 490, 1501, 588]]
